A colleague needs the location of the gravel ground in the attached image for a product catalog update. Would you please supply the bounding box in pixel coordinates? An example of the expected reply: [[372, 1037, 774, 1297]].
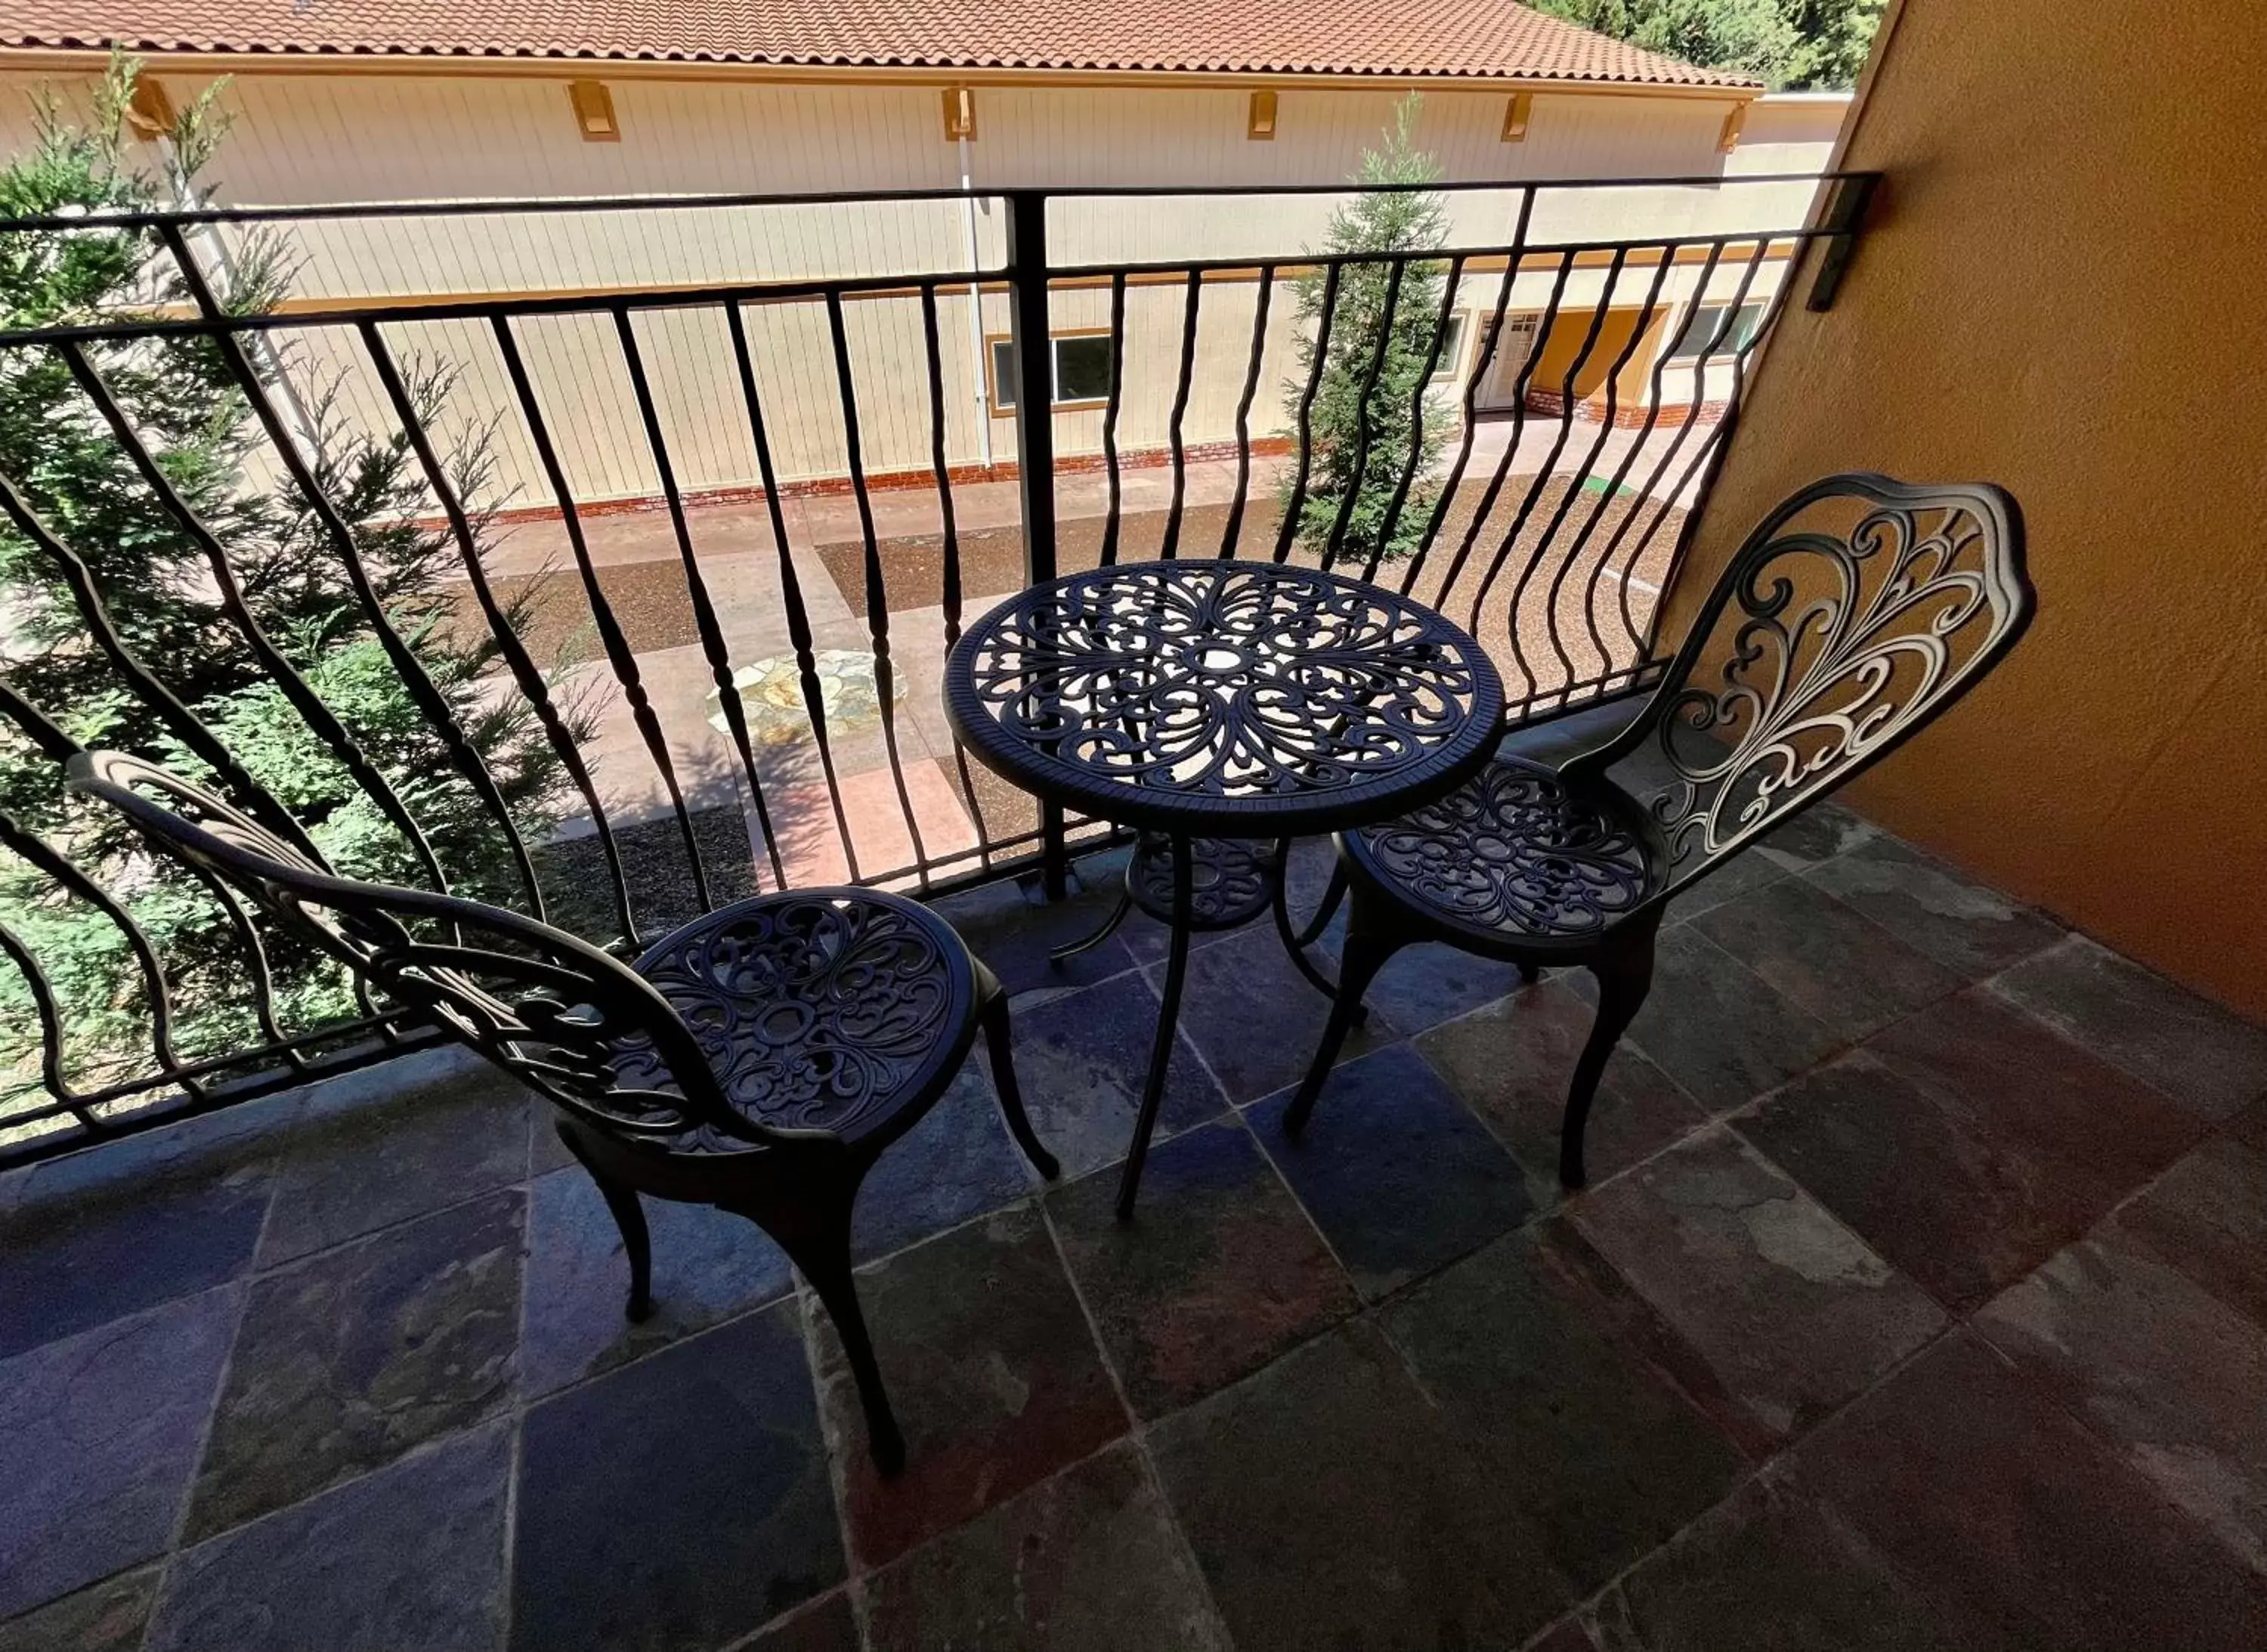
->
[[530, 805, 759, 951]]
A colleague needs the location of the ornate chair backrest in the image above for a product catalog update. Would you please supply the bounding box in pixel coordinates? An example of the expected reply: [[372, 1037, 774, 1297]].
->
[[1575, 474, 2034, 905], [64, 750, 778, 1149]]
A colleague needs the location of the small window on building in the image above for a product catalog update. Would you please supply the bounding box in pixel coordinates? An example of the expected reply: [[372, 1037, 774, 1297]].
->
[[1053, 334, 1113, 403], [1429, 314, 1468, 382], [988, 334, 1115, 412], [1669, 301, 1767, 360]]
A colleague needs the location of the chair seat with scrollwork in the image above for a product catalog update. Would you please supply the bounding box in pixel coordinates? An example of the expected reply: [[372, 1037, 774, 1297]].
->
[[1343, 755, 1667, 952], [63, 749, 1059, 1479], [1280, 473, 2036, 1193], [608, 893, 985, 1155]]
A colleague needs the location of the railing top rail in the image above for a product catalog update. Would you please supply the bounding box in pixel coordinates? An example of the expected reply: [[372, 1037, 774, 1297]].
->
[[0, 221, 1851, 351], [0, 169, 1879, 234]]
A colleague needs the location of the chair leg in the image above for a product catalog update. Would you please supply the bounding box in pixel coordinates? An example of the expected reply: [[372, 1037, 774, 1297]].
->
[[555, 1121, 654, 1323], [1562, 922, 1659, 1191], [1518, 962, 1541, 985], [980, 976, 1059, 1180], [1282, 902, 1401, 1137], [1049, 886, 1132, 963], [1270, 838, 1366, 1016], [760, 1191, 908, 1479]]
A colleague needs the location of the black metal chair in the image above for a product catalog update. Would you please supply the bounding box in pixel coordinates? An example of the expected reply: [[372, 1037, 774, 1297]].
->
[[65, 750, 1059, 1476], [1282, 473, 2035, 1186]]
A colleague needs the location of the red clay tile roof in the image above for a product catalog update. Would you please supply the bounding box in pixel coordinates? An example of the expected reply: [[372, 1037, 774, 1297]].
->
[[0, 1, 1758, 88]]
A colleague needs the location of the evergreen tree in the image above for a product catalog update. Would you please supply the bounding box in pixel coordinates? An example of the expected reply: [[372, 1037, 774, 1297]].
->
[[1280, 94, 1453, 568], [1531, 0, 1884, 90], [0, 57, 577, 1087]]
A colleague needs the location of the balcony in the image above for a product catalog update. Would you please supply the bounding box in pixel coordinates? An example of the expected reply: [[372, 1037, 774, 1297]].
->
[[4, 788, 2265, 1649], [2, 163, 2265, 1652]]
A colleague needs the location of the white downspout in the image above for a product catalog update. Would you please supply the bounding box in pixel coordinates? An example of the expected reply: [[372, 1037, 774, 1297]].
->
[[958, 132, 994, 470]]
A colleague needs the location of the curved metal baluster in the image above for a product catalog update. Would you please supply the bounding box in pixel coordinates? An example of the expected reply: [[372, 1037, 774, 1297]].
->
[[0, 805, 192, 1096], [1365, 252, 1468, 583], [1158, 270, 1203, 561], [1599, 243, 1773, 649], [824, 290, 929, 886], [721, 299, 858, 884], [1319, 257, 1408, 574], [358, 320, 635, 942], [0, 911, 76, 1123], [1273, 261, 1343, 564], [156, 227, 517, 904], [1402, 190, 1536, 596], [1636, 254, 1804, 639], [1471, 249, 1629, 702], [1097, 272, 1129, 568], [1218, 263, 1275, 560], [32, 351, 332, 866], [921, 285, 992, 871], [178, 859, 304, 1066], [489, 314, 715, 913], [1428, 251, 1573, 611], [1561, 239, 1730, 661], [0, 466, 327, 873], [1533, 247, 1679, 692], [613, 305, 781, 905]]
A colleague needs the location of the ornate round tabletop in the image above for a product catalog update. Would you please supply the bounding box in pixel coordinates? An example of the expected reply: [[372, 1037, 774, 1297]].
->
[[944, 560, 1506, 837]]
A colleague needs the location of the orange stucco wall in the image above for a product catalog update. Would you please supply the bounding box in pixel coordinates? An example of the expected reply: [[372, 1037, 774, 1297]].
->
[[1663, 0, 2267, 1017]]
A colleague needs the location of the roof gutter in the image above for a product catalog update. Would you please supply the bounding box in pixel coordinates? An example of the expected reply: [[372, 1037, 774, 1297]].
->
[[0, 47, 1761, 102]]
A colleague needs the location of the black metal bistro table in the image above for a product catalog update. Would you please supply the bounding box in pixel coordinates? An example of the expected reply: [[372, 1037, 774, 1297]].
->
[[944, 559, 1505, 1216]]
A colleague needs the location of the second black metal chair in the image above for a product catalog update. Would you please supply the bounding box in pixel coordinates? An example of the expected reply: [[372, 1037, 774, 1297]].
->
[[1282, 473, 2035, 1186], [66, 750, 1059, 1476]]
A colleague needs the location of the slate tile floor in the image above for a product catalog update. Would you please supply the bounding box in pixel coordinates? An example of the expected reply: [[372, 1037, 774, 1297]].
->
[[5, 827, 2267, 1651]]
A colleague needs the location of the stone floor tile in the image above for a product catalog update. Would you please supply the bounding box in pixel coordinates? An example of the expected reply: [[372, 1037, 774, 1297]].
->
[[1529, 1619, 1607, 1652], [928, 868, 1137, 998], [1148, 1319, 1574, 1652], [2233, 1093, 2267, 1154], [258, 1069, 530, 1266], [1657, 849, 1789, 923], [1047, 1119, 1355, 1417], [0, 1137, 269, 1361], [1752, 802, 1879, 873], [0, 1289, 239, 1620], [1689, 877, 1962, 1043], [521, 1165, 793, 1398], [1570, 1128, 1944, 1442], [813, 1205, 1127, 1569], [1787, 1329, 2267, 1652], [1740, 1050, 2138, 1313], [187, 1190, 524, 1541], [1248, 1042, 1533, 1299], [863, 1444, 1231, 1652], [1991, 934, 2267, 1120], [1864, 988, 2204, 1197], [1801, 834, 2062, 979], [1155, 923, 1399, 1104], [1418, 979, 1708, 1209], [1590, 1477, 1967, 1652], [739, 1594, 860, 1652], [1608, 926, 1843, 1113], [852, 1062, 1040, 1263], [0, 1567, 157, 1652], [1001, 971, 1226, 1180], [1975, 1234, 2267, 1571], [2101, 1136, 2267, 1330], [1378, 1224, 1749, 1595], [513, 1303, 842, 1652], [149, 1422, 511, 1652]]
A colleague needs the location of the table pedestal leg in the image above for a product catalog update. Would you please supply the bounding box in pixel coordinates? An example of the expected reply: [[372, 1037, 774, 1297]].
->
[[1115, 831, 1192, 1220]]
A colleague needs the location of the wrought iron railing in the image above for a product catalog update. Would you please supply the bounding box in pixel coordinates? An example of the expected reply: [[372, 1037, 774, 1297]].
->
[[0, 170, 1874, 1162]]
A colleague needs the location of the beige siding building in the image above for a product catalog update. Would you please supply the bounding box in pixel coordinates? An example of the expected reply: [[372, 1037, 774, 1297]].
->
[[0, 3, 1845, 509]]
